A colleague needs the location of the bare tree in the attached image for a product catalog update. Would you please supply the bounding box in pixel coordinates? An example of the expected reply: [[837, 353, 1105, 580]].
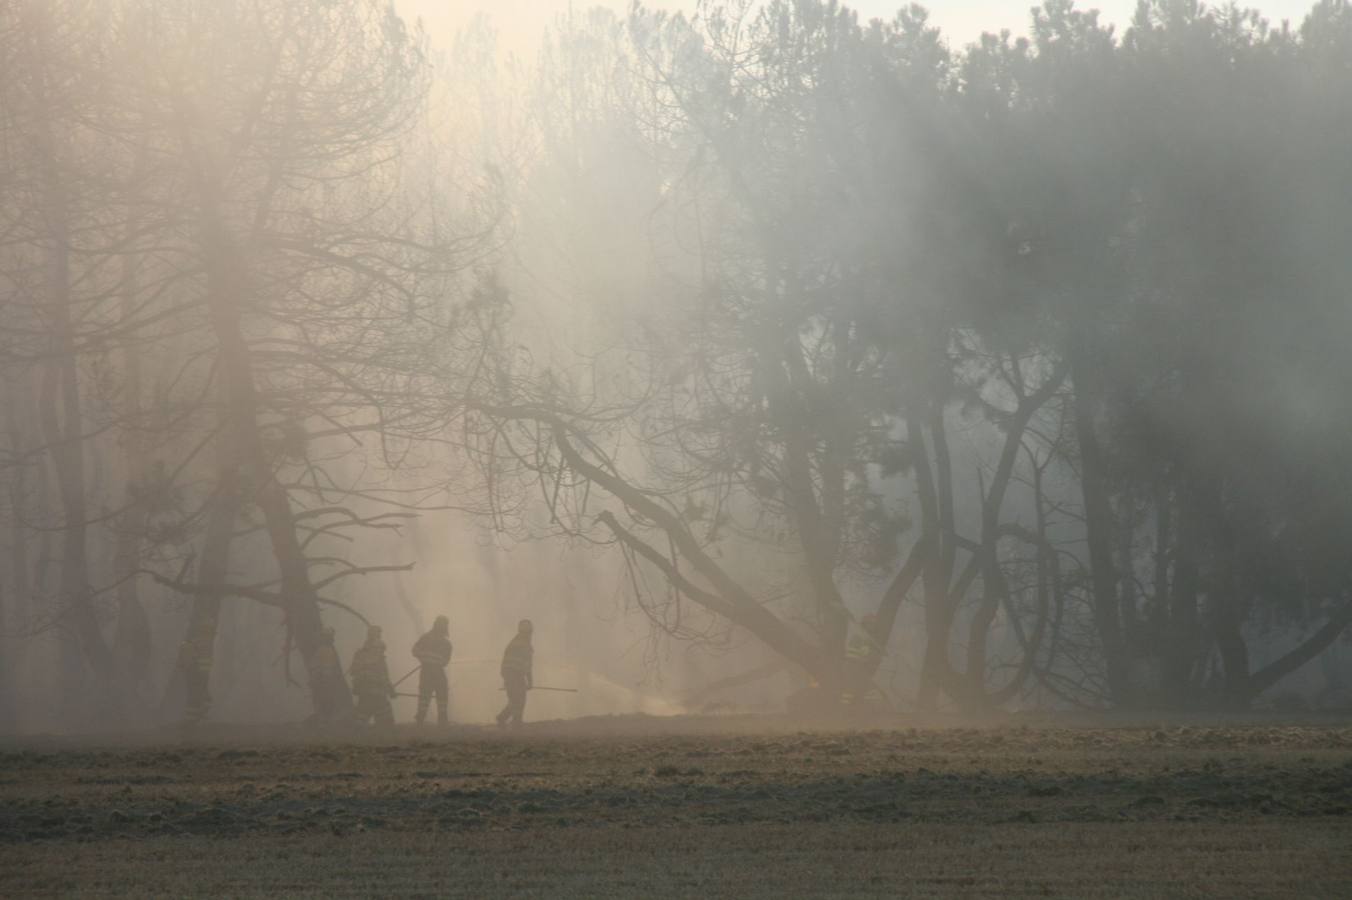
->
[[2, 0, 497, 724]]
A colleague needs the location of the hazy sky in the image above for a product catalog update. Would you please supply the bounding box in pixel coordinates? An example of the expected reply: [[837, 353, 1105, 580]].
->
[[397, 1, 1320, 57]]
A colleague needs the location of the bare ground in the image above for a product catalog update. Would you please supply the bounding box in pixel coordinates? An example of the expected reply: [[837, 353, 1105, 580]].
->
[[3, 715, 1352, 897]]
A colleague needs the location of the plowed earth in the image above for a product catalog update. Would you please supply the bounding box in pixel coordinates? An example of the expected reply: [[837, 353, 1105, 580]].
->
[[3, 716, 1351, 897]]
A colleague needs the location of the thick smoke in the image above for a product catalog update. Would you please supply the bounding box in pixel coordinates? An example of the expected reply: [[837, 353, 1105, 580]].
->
[[2, 0, 1351, 733]]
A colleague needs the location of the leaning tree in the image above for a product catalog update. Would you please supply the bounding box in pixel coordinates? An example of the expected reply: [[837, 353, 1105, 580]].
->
[[453, 2, 1072, 710]]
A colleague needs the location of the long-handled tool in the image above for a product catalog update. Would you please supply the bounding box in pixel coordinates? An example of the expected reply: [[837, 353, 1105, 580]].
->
[[391, 665, 420, 689]]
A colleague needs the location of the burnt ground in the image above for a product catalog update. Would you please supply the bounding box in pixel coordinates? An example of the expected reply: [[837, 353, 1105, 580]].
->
[[2, 715, 1352, 897]]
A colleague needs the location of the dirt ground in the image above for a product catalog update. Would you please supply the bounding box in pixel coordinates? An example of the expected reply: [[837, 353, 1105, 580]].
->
[[3, 714, 1352, 897]]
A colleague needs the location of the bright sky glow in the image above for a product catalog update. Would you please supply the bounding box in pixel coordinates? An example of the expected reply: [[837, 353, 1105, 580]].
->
[[397, 0, 1321, 59]]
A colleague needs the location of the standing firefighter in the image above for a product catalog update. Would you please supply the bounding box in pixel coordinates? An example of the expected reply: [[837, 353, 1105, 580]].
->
[[496, 619, 534, 728], [412, 615, 452, 726], [310, 626, 349, 720], [350, 625, 394, 726]]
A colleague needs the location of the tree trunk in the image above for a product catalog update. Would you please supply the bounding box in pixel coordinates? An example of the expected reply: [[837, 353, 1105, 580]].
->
[[1211, 584, 1250, 707], [1068, 350, 1129, 703], [909, 415, 950, 710], [965, 591, 1002, 704], [31, 94, 117, 713], [965, 362, 1066, 704], [1244, 596, 1352, 702], [167, 447, 244, 724], [1165, 486, 1203, 706], [1116, 491, 1140, 648], [772, 322, 848, 663], [3, 377, 36, 728], [111, 231, 152, 706], [537, 414, 834, 687], [195, 171, 351, 719], [27, 441, 76, 714], [1150, 481, 1172, 649], [866, 532, 931, 679], [990, 455, 1054, 707]]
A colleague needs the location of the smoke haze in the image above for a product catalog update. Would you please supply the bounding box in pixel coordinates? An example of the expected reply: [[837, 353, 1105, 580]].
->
[[2, 0, 1351, 734]]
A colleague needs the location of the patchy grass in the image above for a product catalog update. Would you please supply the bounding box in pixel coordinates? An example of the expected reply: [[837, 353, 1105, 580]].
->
[[3, 718, 1351, 896]]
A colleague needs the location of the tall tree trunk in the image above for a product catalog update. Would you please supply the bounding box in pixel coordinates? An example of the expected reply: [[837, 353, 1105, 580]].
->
[[1068, 348, 1129, 704], [909, 416, 951, 709], [990, 454, 1054, 707], [1116, 491, 1140, 648], [965, 362, 1067, 704], [173, 457, 243, 724], [27, 441, 74, 715], [1211, 581, 1250, 708], [111, 227, 152, 706], [195, 172, 351, 719], [1150, 481, 1172, 650], [773, 321, 848, 664], [30, 84, 117, 715], [1165, 486, 1203, 705], [867, 532, 931, 679], [3, 376, 36, 729], [0, 578, 7, 731]]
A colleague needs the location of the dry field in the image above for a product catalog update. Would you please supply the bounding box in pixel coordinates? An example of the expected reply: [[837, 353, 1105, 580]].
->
[[3, 715, 1352, 897]]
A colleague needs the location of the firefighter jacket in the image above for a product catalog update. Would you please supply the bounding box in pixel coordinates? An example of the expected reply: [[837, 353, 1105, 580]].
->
[[500, 633, 533, 682], [412, 631, 452, 669], [350, 641, 392, 696]]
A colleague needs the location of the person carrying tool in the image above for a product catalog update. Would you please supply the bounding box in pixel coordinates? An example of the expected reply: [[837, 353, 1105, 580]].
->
[[496, 619, 533, 728], [350, 625, 395, 727], [411, 615, 452, 726], [311, 625, 349, 720]]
